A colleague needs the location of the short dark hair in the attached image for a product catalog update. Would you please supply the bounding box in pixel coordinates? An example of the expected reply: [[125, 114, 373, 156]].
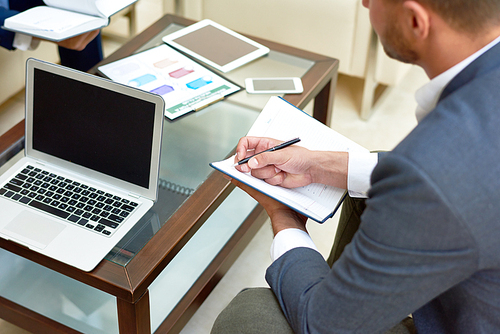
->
[[395, 0, 500, 34]]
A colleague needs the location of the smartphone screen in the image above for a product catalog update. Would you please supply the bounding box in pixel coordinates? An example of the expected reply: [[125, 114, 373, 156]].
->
[[245, 77, 303, 94]]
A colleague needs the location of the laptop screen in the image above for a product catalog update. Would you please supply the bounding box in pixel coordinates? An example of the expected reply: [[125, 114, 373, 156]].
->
[[32, 68, 156, 189]]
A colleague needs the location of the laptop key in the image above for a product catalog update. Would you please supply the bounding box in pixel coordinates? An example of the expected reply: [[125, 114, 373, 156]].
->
[[107, 214, 124, 223], [68, 215, 80, 223], [12, 194, 22, 201], [98, 218, 118, 229], [19, 196, 31, 204], [9, 178, 24, 186], [77, 219, 88, 226], [4, 183, 21, 192], [0, 188, 7, 195], [120, 211, 130, 218], [121, 204, 134, 212], [29, 200, 70, 219]]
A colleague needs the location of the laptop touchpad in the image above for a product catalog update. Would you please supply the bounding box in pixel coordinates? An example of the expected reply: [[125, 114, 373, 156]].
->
[[2, 211, 66, 249]]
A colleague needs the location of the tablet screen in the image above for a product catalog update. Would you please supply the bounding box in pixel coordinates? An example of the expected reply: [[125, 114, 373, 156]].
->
[[163, 20, 270, 73], [172, 25, 259, 67]]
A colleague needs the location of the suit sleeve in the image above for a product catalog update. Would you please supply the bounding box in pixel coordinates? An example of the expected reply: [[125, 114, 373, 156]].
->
[[266, 154, 478, 334], [0, 0, 46, 50], [0, 7, 19, 50]]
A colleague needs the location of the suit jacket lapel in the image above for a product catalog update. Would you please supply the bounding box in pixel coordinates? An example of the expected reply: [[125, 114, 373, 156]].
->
[[439, 40, 500, 103]]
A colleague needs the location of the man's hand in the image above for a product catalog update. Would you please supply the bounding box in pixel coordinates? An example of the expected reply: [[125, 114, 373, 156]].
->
[[235, 136, 349, 189], [231, 179, 308, 236]]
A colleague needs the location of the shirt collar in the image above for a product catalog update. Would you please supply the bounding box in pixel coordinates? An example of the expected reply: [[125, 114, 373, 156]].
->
[[415, 34, 500, 122]]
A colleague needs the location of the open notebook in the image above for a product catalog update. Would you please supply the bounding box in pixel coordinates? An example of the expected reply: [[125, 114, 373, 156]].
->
[[211, 97, 368, 223]]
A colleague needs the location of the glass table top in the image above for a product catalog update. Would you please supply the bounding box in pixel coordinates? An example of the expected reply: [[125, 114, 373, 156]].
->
[[103, 22, 315, 266]]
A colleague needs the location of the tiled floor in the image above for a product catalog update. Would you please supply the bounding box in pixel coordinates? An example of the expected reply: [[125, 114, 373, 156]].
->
[[0, 0, 429, 332]]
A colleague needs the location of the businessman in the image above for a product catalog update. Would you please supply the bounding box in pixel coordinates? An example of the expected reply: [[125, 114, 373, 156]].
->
[[212, 0, 500, 333], [0, 0, 102, 71]]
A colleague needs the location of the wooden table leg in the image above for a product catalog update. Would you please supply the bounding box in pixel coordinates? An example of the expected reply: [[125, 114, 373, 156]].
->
[[313, 74, 338, 126], [117, 290, 151, 334]]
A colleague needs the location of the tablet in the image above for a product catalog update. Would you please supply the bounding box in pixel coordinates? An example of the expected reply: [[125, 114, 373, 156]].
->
[[162, 19, 270, 73]]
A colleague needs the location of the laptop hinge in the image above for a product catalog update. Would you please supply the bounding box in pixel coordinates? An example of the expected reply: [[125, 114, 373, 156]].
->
[[128, 192, 141, 199]]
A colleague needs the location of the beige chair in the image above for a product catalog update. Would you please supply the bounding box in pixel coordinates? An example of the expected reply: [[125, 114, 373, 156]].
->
[[102, 3, 138, 43], [168, 0, 412, 119]]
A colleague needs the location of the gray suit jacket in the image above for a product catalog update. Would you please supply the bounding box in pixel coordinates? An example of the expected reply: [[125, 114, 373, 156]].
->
[[266, 40, 500, 333]]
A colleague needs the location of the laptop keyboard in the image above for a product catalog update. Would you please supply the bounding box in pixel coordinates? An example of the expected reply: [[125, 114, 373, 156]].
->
[[0, 165, 139, 237]]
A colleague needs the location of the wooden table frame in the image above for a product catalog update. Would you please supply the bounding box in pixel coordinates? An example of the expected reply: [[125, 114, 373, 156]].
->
[[0, 14, 338, 334]]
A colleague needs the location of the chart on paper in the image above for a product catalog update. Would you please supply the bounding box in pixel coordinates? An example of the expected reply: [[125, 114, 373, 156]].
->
[[98, 44, 240, 120]]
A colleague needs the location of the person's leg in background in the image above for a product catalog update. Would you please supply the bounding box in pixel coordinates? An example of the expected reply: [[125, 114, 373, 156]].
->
[[327, 195, 366, 266], [58, 32, 103, 72]]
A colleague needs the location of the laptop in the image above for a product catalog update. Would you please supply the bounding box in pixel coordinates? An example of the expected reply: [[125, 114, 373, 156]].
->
[[0, 58, 165, 272]]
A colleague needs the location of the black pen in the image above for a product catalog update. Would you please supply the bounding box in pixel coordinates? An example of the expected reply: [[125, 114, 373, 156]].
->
[[234, 137, 301, 166]]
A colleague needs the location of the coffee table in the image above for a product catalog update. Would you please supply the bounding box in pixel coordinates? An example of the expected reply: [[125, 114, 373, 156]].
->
[[0, 14, 338, 334]]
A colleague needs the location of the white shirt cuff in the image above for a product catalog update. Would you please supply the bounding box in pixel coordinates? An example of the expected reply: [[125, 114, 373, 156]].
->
[[13, 33, 40, 51], [270, 228, 319, 262], [347, 151, 378, 198]]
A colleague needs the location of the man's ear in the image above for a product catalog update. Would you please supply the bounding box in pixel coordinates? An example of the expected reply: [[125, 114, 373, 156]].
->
[[403, 1, 431, 40]]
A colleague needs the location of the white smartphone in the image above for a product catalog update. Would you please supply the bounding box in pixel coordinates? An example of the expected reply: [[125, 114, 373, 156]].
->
[[244, 77, 303, 94]]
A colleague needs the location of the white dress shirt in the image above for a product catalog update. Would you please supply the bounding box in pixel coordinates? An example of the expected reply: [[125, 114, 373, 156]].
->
[[271, 35, 500, 262]]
